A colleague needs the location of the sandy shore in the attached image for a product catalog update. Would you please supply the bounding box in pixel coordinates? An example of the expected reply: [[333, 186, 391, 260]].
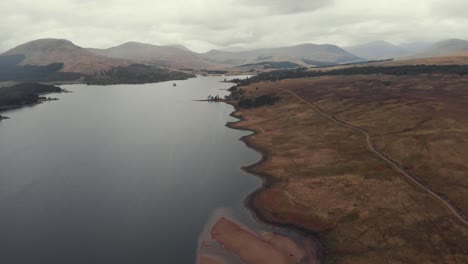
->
[[199, 217, 319, 264]]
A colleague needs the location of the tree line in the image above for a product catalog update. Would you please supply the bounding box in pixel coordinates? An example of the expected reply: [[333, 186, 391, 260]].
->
[[230, 65, 468, 86]]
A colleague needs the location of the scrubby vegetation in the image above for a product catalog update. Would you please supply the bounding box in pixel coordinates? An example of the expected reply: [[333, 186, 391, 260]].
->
[[0, 55, 83, 82], [238, 94, 280, 108], [0, 83, 63, 109], [233, 64, 468, 86], [302, 58, 394, 67], [85, 64, 195, 85], [301, 59, 338, 67], [239, 61, 302, 69], [233, 76, 468, 263], [201, 70, 229, 75]]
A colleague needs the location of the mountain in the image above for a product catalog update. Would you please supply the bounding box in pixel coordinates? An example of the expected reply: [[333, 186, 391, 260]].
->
[[0, 54, 83, 82], [345, 40, 411, 60], [399, 41, 432, 54], [415, 39, 468, 58], [1, 39, 129, 74], [87, 42, 213, 70], [201, 43, 362, 66], [170, 44, 192, 52]]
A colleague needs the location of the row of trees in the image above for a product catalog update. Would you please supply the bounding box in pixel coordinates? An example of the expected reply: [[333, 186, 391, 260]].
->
[[238, 94, 280, 108], [207, 95, 220, 101], [85, 64, 195, 85], [231, 65, 468, 86], [0, 83, 62, 108]]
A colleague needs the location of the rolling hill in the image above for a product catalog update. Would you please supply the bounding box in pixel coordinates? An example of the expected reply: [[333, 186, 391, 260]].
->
[[201, 43, 363, 66], [345, 40, 411, 60], [1, 39, 129, 74], [87, 42, 214, 70], [415, 39, 468, 58]]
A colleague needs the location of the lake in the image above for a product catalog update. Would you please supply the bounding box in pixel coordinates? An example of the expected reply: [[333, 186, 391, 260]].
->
[[0, 76, 262, 263]]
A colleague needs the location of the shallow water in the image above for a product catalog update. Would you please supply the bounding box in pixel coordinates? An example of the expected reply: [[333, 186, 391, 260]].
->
[[0, 76, 264, 263]]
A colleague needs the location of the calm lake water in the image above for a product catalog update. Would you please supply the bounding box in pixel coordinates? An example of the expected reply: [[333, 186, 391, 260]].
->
[[0, 76, 261, 263]]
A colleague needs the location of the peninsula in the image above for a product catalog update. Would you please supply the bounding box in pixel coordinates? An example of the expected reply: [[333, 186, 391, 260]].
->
[[0, 83, 64, 110]]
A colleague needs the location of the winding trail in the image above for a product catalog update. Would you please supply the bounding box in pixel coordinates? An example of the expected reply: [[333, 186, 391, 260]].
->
[[278, 87, 468, 226]]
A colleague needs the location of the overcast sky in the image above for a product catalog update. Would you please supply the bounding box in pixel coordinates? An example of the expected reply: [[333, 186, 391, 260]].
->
[[0, 0, 467, 53]]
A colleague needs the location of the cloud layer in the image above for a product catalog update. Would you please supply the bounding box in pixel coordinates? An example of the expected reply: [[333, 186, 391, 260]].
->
[[0, 0, 468, 52]]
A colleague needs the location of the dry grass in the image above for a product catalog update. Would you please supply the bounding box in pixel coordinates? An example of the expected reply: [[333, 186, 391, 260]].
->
[[231, 74, 468, 263]]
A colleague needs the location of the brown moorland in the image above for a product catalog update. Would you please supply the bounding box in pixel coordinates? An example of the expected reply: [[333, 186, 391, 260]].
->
[[229, 74, 468, 263]]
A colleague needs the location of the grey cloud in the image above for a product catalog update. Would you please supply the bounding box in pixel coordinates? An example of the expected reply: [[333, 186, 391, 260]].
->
[[239, 0, 334, 14], [431, 0, 468, 19], [1, 0, 468, 53]]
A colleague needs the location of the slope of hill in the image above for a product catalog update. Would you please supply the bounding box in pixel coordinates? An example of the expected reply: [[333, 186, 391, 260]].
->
[[85, 64, 195, 85], [87, 42, 213, 70], [345, 40, 411, 60], [1, 39, 129, 74], [170, 44, 192, 52], [238, 61, 303, 69], [0, 83, 63, 110], [415, 39, 468, 58], [399, 41, 431, 54], [367, 55, 468, 66], [0, 54, 83, 82], [201, 43, 363, 66]]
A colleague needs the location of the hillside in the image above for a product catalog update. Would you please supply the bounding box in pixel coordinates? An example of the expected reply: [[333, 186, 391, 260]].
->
[[87, 42, 214, 70], [0, 83, 63, 109], [1, 39, 129, 74], [367, 55, 468, 66], [345, 40, 411, 60], [228, 75, 468, 263], [238, 61, 303, 69], [415, 38, 468, 58], [85, 64, 195, 85], [201, 43, 363, 66], [0, 54, 83, 82]]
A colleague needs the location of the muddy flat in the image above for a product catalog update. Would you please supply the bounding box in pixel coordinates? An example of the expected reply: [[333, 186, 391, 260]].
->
[[199, 217, 319, 264]]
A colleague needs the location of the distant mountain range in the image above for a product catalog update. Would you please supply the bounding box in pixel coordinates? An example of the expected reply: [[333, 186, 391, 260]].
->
[[345, 40, 412, 60], [86, 42, 213, 70], [201, 44, 363, 66], [345, 39, 468, 60], [0, 39, 364, 74], [414, 39, 468, 58], [2, 38, 468, 77]]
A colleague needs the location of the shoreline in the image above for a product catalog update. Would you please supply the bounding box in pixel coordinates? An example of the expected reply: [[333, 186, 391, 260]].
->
[[0, 101, 44, 112], [223, 100, 324, 262], [0, 87, 69, 114], [0, 98, 61, 115], [200, 217, 319, 264], [221, 76, 468, 263]]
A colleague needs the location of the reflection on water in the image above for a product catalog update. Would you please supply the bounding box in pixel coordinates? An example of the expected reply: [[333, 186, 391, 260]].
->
[[0, 76, 262, 263]]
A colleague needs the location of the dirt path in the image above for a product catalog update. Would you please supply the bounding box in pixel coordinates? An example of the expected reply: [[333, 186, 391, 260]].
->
[[278, 87, 468, 226]]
